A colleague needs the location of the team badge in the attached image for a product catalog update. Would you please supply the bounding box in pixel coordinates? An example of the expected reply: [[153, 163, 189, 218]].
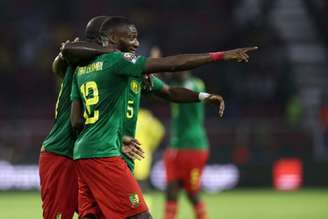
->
[[123, 53, 138, 63], [130, 80, 140, 94], [56, 213, 62, 219], [129, 193, 140, 208]]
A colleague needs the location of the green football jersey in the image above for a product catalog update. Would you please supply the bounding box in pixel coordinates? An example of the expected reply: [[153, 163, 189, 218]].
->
[[42, 66, 75, 158], [70, 51, 146, 160], [123, 75, 165, 171], [169, 77, 209, 150]]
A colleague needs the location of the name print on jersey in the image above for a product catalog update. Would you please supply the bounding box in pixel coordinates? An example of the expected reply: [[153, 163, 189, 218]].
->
[[77, 62, 103, 75]]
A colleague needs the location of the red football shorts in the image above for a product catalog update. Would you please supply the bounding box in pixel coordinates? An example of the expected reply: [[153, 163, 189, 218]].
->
[[39, 151, 78, 219], [76, 157, 148, 219], [164, 148, 209, 194]]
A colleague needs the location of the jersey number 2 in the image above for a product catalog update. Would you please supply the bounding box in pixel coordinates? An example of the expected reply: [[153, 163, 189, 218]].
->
[[80, 81, 99, 124]]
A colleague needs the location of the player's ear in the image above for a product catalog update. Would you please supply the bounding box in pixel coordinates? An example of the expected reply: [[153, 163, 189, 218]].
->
[[99, 32, 109, 47], [108, 32, 119, 44]]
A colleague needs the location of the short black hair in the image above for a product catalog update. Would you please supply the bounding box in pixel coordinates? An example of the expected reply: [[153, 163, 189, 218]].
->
[[99, 16, 132, 35], [85, 16, 109, 40]]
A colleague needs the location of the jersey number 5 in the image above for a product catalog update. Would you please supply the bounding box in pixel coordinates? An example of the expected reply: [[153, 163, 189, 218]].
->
[[127, 100, 134, 118], [80, 81, 99, 124]]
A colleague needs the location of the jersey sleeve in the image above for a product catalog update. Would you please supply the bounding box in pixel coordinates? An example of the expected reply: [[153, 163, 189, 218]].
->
[[110, 52, 146, 77], [151, 76, 166, 92], [142, 75, 166, 94], [193, 78, 206, 92], [70, 73, 80, 101]]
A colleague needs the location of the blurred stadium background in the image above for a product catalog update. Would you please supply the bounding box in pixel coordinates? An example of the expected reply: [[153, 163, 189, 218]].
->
[[0, 0, 327, 218]]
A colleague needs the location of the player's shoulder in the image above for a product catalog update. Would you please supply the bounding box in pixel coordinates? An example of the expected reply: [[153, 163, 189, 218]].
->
[[66, 65, 75, 73], [99, 51, 122, 60], [97, 51, 126, 68]]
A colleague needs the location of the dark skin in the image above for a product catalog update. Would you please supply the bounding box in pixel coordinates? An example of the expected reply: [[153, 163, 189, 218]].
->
[[148, 49, 224, 118], [52, 53, 67, 79], [53, 38, 80, 79], [127, 212, 153, 219], [61, 24, 258, 74]]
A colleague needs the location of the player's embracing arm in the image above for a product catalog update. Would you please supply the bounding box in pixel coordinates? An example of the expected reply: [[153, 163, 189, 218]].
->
[[150, 76, 225, 118], [53, 39, 80, 79], [52, 53, 67, 79], [61, 41, 111, 65]]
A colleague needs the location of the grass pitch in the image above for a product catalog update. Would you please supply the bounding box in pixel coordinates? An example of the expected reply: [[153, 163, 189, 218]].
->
[[0, 189, 327, 219]]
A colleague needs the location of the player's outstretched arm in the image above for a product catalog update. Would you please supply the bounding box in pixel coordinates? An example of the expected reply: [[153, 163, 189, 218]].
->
[[156, 85, 199, 103], [61, 41, 109, 65], [144, 47, 258, 74], [155, 86, 225, 118]]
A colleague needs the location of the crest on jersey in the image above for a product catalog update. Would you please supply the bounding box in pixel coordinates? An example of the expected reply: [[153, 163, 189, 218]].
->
[[123, 53, 138, 64], [56, 213, 62, 219], [130, 80, 140, 94], [129, 193, 140, 208]]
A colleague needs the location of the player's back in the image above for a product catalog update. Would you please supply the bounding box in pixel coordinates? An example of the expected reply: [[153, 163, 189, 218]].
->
[[170, 77, 209, 149], [71, 51, 147, 160], [42, 66, 75, 158]]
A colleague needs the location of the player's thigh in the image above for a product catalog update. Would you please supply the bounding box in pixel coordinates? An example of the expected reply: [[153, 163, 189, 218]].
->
[[127, 211, 153, 219], [165, 180, 181, 201], [164, 149, 180, 183], [77, 157, 149, 219], [78, 175, 103, 218], [180, 150, 208, 194], [39, 152, 77, 219]]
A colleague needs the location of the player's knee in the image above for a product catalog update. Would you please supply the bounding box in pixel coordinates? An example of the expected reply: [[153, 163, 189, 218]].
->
[[166, 181, 180, 201], [79, 214, 96, 219], [187, 192, 200, 206], [127, 211, 152, 219]]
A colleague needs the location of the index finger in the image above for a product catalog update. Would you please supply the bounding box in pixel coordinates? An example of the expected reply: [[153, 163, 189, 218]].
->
[[132, 138, 141, 145], [132, 143, 144, 153], [242, 46, 258, 52]]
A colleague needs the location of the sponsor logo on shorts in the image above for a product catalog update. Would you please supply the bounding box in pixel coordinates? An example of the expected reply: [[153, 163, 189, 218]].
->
[[56, 213, 62, 219], [129, 193, 140, 208]]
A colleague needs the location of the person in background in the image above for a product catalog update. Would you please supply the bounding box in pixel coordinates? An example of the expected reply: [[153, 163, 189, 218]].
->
[[135, 108, 165, 185], [164, 71, 213, 219]]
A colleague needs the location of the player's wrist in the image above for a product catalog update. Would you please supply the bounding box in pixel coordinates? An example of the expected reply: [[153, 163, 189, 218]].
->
[[209, 52, 224, 62], [198, 92, 210, 101]]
